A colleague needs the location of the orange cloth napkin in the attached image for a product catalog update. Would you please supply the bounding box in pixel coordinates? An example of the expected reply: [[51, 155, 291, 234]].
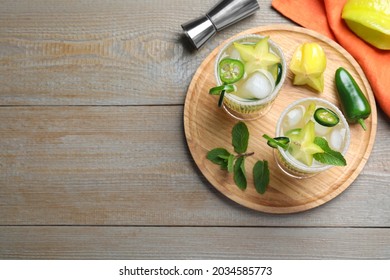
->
[[272, 0, 390, 118]]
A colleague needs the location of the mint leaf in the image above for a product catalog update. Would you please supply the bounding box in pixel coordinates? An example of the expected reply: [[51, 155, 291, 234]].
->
[[220, 160, 228, 170], [232, 122, 249, 154], [253, 160, 270, 194], [227, 154, 234, 173], [313, 137, 347, 166], [233, 156, 247, 190], [207, 122, 271, 194], [207, 148, 231, 169]]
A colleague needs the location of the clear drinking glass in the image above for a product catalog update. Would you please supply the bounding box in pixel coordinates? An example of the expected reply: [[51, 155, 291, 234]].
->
[[214, 34, 287, 120], [275, 97, 351, 179]]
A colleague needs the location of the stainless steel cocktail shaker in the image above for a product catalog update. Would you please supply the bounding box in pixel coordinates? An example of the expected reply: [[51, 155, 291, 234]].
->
[[181, 0, 260, 49]]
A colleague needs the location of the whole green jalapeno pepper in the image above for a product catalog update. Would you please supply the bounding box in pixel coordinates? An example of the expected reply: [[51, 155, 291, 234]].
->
[[335, 67, 371, 131]]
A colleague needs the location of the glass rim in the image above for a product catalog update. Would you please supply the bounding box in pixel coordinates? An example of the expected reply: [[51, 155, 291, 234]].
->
[[276, 97, 351, 173], [214, 34, 287, 106]]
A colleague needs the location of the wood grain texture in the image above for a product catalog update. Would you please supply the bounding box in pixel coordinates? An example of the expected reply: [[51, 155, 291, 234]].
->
[[0, 0, 389, 259], [1, 226, 389, 259], [184, 25, 377, 213], [0, 106, 389, 226], [0, 0, 290, 106], [0, 0, 191, 105]]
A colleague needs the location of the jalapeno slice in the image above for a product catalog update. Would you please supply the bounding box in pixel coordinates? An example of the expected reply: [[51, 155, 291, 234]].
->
[[263, 134, 290, 150], [209, 84, 235, 108], [275, 63, 283, 86], [209, 84, 235, 95], [218, 58, 245, 84], [314, 107, 340, 127]]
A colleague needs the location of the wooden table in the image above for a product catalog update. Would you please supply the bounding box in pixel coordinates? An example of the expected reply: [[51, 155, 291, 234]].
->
[[0, 0, 389, 259]]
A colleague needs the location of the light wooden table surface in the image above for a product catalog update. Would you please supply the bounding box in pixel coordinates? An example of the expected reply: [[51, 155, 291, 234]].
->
[[0, 0, 389, 259]]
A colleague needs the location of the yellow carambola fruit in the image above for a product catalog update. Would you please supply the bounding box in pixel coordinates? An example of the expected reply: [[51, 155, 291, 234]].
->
[[289, 42, 327, 92], [234, 37, 280, 75], [289, 120, 324, 166], [342, 0, 390, 50]]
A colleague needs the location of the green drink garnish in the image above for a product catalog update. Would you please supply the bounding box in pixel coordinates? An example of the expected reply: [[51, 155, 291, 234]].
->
[[218, 58, 245, 84], [314, 107, 340, 127], [263, 134, 290, 150], [209, 84, 235, 95]]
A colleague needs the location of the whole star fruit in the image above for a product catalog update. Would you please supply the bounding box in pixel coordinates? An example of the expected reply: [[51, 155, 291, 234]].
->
[[289, 42, 327, 93]]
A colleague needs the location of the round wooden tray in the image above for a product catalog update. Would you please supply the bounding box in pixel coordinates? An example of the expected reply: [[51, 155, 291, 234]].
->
[[183, 25, 377, 214]]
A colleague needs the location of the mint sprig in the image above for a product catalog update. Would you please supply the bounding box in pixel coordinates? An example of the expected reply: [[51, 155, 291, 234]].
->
[[234, 156, 247, 190], [206, 121, 270, 194], [313, 137, 347, 166], [206, 148, 231, 168], [227, 153, 234, 173]]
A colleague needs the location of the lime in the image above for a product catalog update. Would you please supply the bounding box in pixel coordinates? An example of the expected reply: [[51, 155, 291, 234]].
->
[[342, 0, 390, 50]]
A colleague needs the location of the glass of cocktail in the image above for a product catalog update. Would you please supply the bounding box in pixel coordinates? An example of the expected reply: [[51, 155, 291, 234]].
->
[[274, 97, 350, 179], [212, 34, 287, 120]]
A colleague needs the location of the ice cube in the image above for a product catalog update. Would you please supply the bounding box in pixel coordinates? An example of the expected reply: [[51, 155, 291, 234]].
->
[[315, 122, 330, 136], [329, 128, 346, 151], [286, 106, 304, 128], [237, 71, 273, 99]]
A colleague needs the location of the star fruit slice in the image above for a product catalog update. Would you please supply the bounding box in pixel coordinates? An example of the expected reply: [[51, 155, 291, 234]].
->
[[233, 37, 280, 75], [289, 42, 327, 92], [288, 120, 324, 166]]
